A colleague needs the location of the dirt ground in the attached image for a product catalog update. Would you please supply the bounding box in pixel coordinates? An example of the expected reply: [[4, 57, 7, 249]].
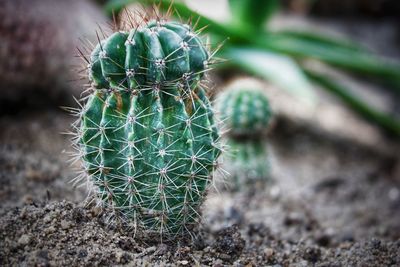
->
[[0, 109, 399, 266], [1, 4, 400, 265]]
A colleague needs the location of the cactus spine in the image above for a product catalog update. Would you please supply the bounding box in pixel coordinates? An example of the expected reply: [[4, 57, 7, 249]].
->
[[76, 20, 221, 238], [217, 82, 272, 190]]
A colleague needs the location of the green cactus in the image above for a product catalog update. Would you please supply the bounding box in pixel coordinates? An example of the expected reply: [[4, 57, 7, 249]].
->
[[219, 86, 272, 137], [75, 20, 221, 238], [217, 84, 272, 190], [227, 139, 271, 188]]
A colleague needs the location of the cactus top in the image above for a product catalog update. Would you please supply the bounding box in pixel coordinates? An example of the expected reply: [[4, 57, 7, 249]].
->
[[218, 86, 272, 137], [89, 20, 209, 90]]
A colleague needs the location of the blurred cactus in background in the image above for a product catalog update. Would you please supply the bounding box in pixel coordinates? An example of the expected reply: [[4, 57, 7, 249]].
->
[[74, 18, 221, 239], [218, 86, 272, 137], [104, 0, 400, 137], [0, 0, 108, 105], [217, 80, 273, 190]]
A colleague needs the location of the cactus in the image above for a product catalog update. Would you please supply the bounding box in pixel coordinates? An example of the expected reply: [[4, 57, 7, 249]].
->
[[217, 83, 272, 190], [75, 19, 221, 238], [219, 86, 271, 137], [226, 139, 271, 188]]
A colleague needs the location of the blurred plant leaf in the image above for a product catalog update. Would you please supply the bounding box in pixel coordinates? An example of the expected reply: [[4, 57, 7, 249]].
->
[[274, 29, 364, 52], [106, 0, 400, 89], [104, 0, 131, 14], [225, 47, 317, 104], [260, 34, 400, 91], [228, 0, 279, 31], [103, 0, 400, 135], [304, 69, 400, 136]]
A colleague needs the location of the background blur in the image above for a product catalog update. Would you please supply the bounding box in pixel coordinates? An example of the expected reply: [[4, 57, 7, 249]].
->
[[1, 0, 399, 265]]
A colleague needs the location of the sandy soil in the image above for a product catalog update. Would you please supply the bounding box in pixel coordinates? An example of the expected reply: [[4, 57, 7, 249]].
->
[[1, 0, 400, 265], [1, 111, 399, 266]]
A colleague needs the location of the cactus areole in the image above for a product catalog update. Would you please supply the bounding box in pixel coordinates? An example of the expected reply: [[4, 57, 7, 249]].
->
[[78, 20, 221, 238]]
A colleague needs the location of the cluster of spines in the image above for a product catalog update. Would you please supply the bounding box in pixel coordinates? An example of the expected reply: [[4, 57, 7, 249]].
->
[[66, 12, 226, 239]]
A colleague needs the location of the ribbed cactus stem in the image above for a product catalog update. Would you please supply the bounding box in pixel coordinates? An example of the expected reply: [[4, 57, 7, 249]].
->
[[227, 139, 271, 188], [219, 87, 271, 137], [76, 20, 221, 238], [217, 83, 272, 190]]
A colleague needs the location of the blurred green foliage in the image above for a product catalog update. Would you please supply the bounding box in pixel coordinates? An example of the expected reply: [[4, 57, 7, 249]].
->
[[105, 0, 400, 136]]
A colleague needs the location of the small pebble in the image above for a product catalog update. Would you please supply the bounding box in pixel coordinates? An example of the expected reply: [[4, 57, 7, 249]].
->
[[61, 220, 71, 230], [269, 185, 281, 199], [91, 206, 102, 217], [45, 226, 56, 234], [115, 251, 123, 263], [18, 234, 31, 245], [43, 215, 52, 223], [19, 207, 28, 219], [178, 260, 189, 265], [264, 248, 274, 259], [388, 188, 399, 201]]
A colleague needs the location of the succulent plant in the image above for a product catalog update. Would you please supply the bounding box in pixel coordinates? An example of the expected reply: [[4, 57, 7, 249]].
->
[[227, 139, 271, 189], [217, 82, 272, 190], [75, 19, 221, 238], [218, 86, 272, 137]]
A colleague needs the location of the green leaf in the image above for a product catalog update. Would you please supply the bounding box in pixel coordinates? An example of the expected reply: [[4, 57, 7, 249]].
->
[[105, 0, 400, 92], [260, 34, 400, 91], [228, 0, 279, 31], [224, 47, 317, 104], [105, 0, 134, 15], [274, 29, 364, 52], [304, 69, 400, 137]]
